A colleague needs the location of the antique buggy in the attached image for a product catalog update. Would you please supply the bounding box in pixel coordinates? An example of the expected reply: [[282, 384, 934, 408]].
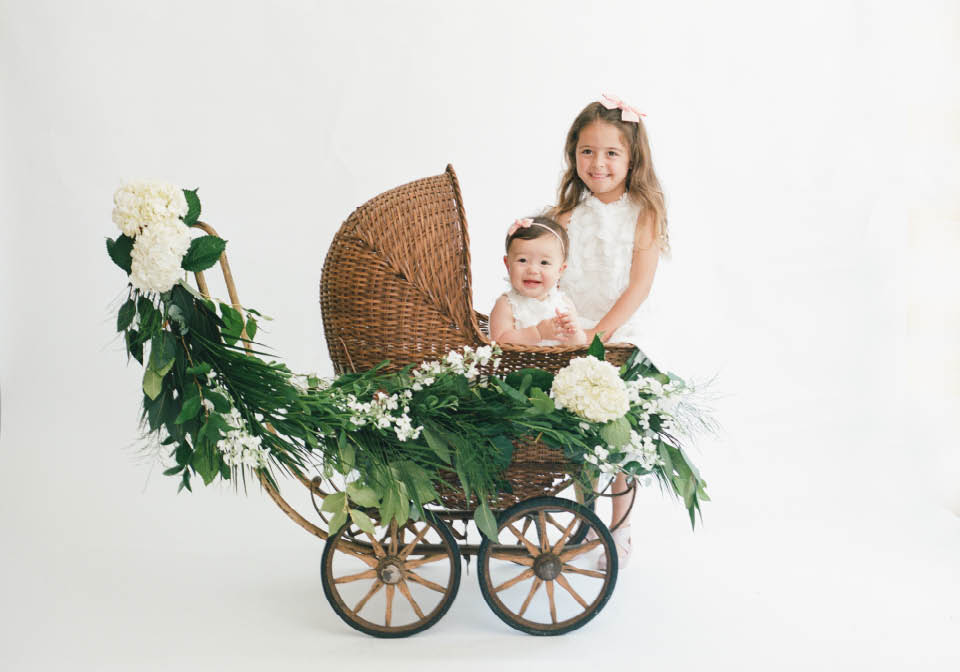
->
[[202, 166, 637, 637]]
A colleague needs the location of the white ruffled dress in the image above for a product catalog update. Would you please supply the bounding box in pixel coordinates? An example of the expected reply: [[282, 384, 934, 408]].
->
[[502, 286, 576, 346], [559, 192, 650, 347]]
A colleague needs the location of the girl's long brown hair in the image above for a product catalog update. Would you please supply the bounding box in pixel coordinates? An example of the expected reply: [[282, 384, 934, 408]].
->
[[554, 101, 669, 253]]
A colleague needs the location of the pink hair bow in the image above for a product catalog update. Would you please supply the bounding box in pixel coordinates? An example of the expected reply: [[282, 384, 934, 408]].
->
[[599, 93, 645, 123], [507, 218, 533, 236]]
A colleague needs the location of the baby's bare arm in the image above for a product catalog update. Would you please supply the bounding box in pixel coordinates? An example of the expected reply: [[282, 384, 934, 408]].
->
[[490, 295, 549, 345]]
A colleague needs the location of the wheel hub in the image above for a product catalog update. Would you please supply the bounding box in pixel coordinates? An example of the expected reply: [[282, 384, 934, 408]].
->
[[378, 558, 405, 585], [532, 553, 562, 581]]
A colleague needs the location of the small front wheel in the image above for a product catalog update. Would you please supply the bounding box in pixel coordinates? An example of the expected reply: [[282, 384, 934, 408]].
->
[[321, 512, 461, 637], [477, 496, 617, 636]]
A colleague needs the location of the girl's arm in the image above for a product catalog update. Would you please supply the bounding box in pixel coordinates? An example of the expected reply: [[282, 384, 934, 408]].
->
[[587, 211, 660, 343], [490, 295, 551, 345]]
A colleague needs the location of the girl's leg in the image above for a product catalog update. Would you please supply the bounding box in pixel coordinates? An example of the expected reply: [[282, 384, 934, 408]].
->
[[610, 473, 632, 530]]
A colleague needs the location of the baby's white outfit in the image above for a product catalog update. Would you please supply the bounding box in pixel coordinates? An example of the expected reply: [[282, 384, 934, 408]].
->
[[503, 286, 575, 346], [559, 192, 651, 347]]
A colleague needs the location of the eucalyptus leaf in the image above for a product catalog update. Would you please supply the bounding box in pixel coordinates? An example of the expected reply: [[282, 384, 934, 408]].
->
[[349, 509, 375, 535], [321, 491, 347, 513], [346, 483, 380, 508], [175, 395, 201, 424], [143, 368, 163, 400], [474, 503, 499, 540], [328, 510, 348, 535]]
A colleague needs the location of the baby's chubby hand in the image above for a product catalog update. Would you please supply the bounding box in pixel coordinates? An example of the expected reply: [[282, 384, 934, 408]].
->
[[554, 308, 579, 335]]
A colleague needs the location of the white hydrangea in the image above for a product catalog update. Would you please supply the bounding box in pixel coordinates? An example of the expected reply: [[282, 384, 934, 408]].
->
[[551, 356, 629, 423], [112, 179, 188, 237], [129, 218, 191, 293]]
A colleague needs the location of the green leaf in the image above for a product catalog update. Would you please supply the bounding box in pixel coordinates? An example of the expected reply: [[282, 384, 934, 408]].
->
[[474, 503, 499, 540], [346, 483, 380, 508], [182, 188, 201, 226], [529, 387, 555, 415], [400, 461, 440, 504], [186, 362, 212, 375], [600, 416, 631, 448], [125, 330, 143, 364], [181, 235, 227, 272], [587, 334, 605, 360], [106, 235, 134, 274], [422, 425, 451, 464], [143, 368, 163, 400], [321, 491, 347, 513], [245, 316, 257, 340], [117, 298, 136, 331], [191, 437, 219, 485], [337, 432, 355, 470], [205, 390, 231, 413], [505, 368, 554, 393], [149, 331, 177, 372], [328, 510, 348, 535], [349, 509, 375, 535], [175, 395, 201, 424], [219, 303, 244, 345], [163, 465, 185, 476], [490, 435, 514, 470]]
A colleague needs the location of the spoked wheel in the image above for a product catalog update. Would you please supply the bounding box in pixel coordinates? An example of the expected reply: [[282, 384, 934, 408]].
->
[[477, 496, 617, 636], [321, 512, 461, 637]]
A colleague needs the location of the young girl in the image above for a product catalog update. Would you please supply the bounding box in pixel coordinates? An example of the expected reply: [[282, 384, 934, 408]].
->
[[553, 94, 670, 568], [489, 216, 587, 346]]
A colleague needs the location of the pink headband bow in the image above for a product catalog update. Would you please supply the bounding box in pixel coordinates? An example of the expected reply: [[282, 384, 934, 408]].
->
[[599, 93, 645, 123], [507, 218, 566, 256]]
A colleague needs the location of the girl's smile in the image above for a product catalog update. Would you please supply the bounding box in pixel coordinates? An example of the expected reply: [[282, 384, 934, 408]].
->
[[575, 120, 630, 203]]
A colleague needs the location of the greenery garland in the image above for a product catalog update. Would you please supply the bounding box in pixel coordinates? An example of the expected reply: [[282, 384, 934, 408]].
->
[[108, 181, 709, 539]]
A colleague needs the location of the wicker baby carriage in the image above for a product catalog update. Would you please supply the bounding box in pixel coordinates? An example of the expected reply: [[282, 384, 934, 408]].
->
[[300, 165, 635, 637]]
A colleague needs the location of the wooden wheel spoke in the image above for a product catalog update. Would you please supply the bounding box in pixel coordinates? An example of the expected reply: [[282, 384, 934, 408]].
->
[[558, 538, 601, 562], [405, 570, 448, 593], [520, 515, 533, 539], [550, 514, 581, 555], [335, 543, 380, 568], [399, 522, 433, 559], [545, 579, 558, 624], [353, 579, 384, 613], [537, 511, 549, 552], [364, 531, 387, 558], [561, 563, 607, 579], [555, 573, 589, 609], [397, 580, 425, 620], [506, 523, 541, 557], [517, 577, 542, 617], [488, 550, 535, 566], [404, 553, 448, 570], [389, 520, 399, 555], [385, 583, 395, 626], [493, 568, 535, 593], [334, 568, 378, 584]]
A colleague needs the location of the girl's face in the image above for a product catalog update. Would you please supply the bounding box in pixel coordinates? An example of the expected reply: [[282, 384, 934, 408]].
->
[[503, 235, 566, 300], [575, 120, 630, 203]]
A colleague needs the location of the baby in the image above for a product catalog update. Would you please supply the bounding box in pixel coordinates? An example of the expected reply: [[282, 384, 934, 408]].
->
[[489, 216, 587, 346]]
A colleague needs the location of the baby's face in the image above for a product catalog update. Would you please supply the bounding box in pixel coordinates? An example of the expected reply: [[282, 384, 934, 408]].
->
[[503, 235, 566, 300]]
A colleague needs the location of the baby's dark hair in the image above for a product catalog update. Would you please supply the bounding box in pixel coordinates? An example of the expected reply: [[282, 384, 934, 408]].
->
[[504, 215, 569, 260]]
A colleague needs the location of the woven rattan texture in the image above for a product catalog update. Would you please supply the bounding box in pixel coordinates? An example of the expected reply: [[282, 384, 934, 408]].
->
[[320, 165, 637, 510]]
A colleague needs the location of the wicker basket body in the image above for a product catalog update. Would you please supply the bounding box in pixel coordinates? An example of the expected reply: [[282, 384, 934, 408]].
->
[[320, 166, 635, 509]]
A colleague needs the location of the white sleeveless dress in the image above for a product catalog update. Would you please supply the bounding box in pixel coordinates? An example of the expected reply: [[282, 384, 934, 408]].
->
[[502, 286, 576, 346], [559, 193, 650, 347]]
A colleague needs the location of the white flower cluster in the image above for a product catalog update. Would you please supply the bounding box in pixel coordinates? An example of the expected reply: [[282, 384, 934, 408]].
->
[[112, 180, 188, 237], [411, 344, 501, 390], [112, 179, 192, 294], [626, 375, 686, 434], [551, 356, 629, 423], [217, 405, 269, 468], [583, 430, 662, 475], [129, 218, 191, 293], [339, 389, 422, 442]]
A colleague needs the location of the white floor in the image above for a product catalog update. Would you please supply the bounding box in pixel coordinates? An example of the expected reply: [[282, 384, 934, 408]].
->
[[2, 393, 957, 672]]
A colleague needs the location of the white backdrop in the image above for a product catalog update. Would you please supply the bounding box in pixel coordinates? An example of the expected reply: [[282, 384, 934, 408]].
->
[[1, 1, 958, 670]]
